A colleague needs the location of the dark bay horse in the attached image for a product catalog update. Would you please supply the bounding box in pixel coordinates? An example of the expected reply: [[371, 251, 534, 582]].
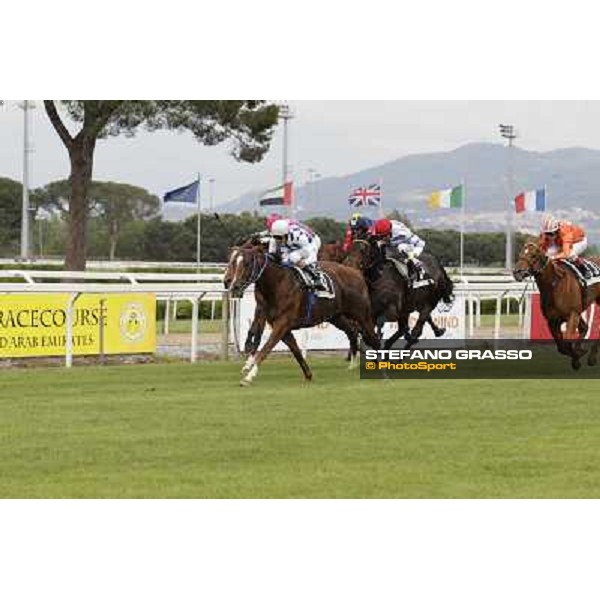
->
[[224, 246, 380, 385], [345, 239, 454, 348], [513, 240, 600, 369]]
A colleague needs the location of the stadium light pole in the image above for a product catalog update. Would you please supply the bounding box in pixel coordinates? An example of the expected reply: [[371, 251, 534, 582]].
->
[[499, 123, 518, 270], [279, 103, 294, 217], [18, 100, 36, 259]]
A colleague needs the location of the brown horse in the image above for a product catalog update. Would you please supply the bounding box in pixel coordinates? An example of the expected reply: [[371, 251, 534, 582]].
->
[[318, 240, 346, 262], [224, 246, 380, 385], [513, 240, 600, 369], [238, 237, 361, 369]]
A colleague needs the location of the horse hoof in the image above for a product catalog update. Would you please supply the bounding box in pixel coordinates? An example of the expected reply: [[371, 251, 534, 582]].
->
[[571, 360, 582, 371], [240, 379, 252, 387], [435, 328, 446, 338], [588, 355, 597, 367]]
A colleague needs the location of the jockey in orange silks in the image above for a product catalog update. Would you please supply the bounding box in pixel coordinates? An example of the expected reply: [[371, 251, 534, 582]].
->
[[539, 214, 587, 261]]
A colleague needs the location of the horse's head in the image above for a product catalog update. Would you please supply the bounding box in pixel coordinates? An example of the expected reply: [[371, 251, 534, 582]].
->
[[344, 238, 380, 272], [224, 246, 267, 297], [513, 240, 547, 281]]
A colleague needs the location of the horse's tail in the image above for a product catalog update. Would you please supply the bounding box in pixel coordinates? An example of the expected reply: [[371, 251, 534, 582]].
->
[[438, 265, 454, 305]]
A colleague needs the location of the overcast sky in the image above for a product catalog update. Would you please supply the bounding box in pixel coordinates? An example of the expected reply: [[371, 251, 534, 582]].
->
[[2, 101, 600, 208]]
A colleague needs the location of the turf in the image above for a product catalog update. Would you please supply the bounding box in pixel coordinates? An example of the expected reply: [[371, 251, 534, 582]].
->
[[1, 357, 600, 498]]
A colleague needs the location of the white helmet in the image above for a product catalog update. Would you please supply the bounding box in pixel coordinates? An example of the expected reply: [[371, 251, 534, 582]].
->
[[270, 219, 289, 237], [541, 214, 560, 233]]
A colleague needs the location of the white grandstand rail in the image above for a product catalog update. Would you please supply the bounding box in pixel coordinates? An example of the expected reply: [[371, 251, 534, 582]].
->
[[0, 270, 224, 283], [0, 258, 227, 270]]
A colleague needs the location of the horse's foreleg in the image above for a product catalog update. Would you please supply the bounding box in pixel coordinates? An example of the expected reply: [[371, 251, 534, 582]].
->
[[242, 312, 267, 374], [354, 311, 380, 350], [427, 315, 446, 338], [282, 332, 313, 380], [384, 317, 408, 350], [244, 309, 266, 355], [240, 321, 288, 386], [565, 312, 582, 341], [588, 301, 600, 367], [548, 317, 571, 357], [406, 307, 434, 349]]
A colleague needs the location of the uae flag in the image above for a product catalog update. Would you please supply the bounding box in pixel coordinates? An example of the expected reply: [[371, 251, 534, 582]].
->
[[259, 182, 293, 206]]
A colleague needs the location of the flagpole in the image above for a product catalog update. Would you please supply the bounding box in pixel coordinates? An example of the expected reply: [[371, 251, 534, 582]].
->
[[196, 173, 201, 271], [379, 178, 384, 218], [460, 180, 465, 277]]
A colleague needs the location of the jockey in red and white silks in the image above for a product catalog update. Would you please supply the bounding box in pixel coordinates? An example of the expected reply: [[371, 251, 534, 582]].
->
[[373, 219, 425, 259]]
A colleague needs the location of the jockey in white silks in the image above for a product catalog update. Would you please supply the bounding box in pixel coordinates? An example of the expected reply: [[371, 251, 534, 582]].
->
[[268, 218, 324, 288]]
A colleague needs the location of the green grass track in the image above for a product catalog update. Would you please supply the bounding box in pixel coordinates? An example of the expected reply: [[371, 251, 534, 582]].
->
[[1, 357, 599, 498]]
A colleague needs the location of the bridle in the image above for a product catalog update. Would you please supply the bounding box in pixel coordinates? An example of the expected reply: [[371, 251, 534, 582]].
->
[[349, 238, 379, 270], [228, 248, 270, 296], [515, 243, 549, 278]]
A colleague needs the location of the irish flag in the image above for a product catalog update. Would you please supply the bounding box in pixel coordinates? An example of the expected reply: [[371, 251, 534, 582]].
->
[[428, 184, 464, 209], [514, 188, 546, 213]]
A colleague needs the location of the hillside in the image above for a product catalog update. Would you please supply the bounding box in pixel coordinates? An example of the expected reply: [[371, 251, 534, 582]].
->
[[217, 143, 600, 237]]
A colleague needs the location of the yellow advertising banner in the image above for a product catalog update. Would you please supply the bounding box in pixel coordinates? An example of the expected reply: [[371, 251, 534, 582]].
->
[[0, 293, 156, 358]]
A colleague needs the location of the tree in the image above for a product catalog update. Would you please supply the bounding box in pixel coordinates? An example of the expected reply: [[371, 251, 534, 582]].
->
[[94, 182, 159, 260], [0, 177, 23, 254], [43, 100, 280, 269], [36, 179, 160, 260]]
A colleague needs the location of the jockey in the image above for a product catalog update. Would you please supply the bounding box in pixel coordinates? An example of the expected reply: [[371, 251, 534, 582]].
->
[[342, 212, 374, 252], [539, 214, 588, 261], [268, 218, 324, 289], [265, 213, 284, 231], [372, 218, 426, 283]]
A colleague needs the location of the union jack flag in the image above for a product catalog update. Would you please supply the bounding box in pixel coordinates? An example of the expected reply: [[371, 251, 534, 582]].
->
[[347, 183, 381, 207]]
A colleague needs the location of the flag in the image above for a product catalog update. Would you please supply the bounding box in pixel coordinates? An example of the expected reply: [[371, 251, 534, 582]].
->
[[514, 188, 546, 213], [259, 182, 293, 206], [428, 185, 464, 209], [348, 184, 381, 207], [163, 180, 199, 204]]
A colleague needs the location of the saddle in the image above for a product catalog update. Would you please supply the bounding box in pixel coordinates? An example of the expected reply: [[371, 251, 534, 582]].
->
[[385, 256, 434, 289], [558, 257, 600, 287], [289, 265, 336, 299]]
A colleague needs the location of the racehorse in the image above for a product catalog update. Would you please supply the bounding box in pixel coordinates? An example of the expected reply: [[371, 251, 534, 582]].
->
[[513, 240, 600, 369], [224, 246, 380, 385], [236, 237, 361, 369], [345, 238, 454, 348], [318, 240, 346, 263]]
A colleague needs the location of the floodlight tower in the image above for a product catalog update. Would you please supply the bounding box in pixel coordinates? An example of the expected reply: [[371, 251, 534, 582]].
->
[[499, 123, 518, 270]]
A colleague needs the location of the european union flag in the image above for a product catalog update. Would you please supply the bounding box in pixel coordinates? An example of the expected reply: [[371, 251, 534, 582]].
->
[[163, 180, 199, 204]]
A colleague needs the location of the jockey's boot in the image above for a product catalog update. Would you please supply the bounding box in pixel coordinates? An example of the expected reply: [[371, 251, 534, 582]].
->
[[407, 259, 420, 285]]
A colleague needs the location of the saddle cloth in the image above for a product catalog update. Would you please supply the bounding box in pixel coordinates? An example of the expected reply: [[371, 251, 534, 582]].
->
[[290, 265, 336, 299], [386, 257, 434, 288], [559, 258, 600, 286]]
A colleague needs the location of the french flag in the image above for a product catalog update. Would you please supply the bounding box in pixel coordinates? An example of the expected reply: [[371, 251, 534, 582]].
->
[[514, 188, 546, 213]]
